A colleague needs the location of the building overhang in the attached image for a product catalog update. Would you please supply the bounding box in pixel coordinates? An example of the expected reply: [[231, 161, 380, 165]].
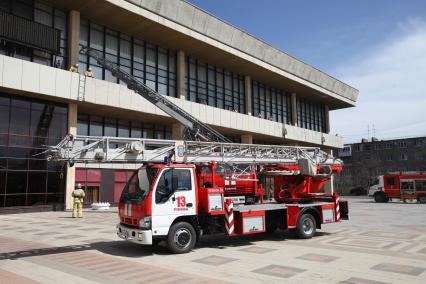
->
[[46, 0, 358, 109]]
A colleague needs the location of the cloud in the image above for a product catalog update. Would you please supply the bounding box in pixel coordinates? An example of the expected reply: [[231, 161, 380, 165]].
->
[[330, 17, 426, 143]]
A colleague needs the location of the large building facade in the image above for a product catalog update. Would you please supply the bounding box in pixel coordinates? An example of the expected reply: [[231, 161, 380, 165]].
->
[[335, 137, 426, 194], [0, 0, 358, 211]]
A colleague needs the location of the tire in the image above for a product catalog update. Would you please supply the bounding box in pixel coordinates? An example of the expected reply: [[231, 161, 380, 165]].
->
[[417, 195, 426, 204], [295, 213, 316, 239], [374, 192, 388, 203], [167, 222, 196, 254]]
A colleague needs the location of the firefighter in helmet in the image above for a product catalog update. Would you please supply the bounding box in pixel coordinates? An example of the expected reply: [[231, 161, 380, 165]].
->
[[69, 63, 79, 73], [84, 67, 94, 78], [72, 183, 85, 218]]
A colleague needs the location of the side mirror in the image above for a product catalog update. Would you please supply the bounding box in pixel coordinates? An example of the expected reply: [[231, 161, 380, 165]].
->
[[172, 175, 178, 192]]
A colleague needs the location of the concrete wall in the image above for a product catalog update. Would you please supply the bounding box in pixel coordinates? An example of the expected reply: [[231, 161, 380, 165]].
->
[[0, 55, 343, 148], [122, 0, 358, 103]]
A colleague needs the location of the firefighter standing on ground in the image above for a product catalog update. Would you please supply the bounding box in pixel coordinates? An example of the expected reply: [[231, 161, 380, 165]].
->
[[72, 183, 85, 218]]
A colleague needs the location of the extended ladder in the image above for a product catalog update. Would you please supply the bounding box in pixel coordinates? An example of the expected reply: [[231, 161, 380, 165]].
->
[[46, 134, 341, 169], [80, 47, 230, 143]]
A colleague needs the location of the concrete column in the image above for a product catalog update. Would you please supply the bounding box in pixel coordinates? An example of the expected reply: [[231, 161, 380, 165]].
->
[[67, 10, 80, 69], [291, 93, 297, 126], [65, 103, 78, 210], [172, 123, 185, 140], [177, 50, 186, 99], [241, 134, 253, 144], [244, 76, 252, 115], [324, 105, 330, 134]]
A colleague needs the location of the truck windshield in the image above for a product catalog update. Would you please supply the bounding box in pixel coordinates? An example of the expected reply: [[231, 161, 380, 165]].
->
[[370, 178, 380, 186], [120, 167, 159, 203]]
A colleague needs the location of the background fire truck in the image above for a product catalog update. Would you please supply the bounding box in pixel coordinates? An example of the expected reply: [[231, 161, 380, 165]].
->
[[369, 172, 426, 203]]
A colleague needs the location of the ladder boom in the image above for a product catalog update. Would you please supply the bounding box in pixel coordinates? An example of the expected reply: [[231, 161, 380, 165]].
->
[[46, 135, 341, 169], [81, 47, 230, 143]]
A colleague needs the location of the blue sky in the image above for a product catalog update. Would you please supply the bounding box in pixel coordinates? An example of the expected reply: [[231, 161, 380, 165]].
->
[[188, 0, 426, 143]]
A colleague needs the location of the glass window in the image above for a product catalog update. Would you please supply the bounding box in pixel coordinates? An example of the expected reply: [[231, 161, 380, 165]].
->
[[77, 114, 89, 136], [118, 120, 130, 137], [155, 169, 173, 203], [89, 116, 103, 136], [10, 99, 30, 135], [6, 171, 28, 194], [28, 172, 47, 193], [0, 93, 67, 207], [296, 96, 325, 132], [0, 171, 5, 194], [104, 118, 117, 137], [175, 169, 192, 191], [185, 56, 245, 112], [79, 18, 176, 95], [131, 122, 142, 138]]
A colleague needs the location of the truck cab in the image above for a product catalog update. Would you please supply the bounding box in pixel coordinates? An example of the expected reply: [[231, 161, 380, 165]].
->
[[117, 163, 199, 253], [368, 175, 384, 198]]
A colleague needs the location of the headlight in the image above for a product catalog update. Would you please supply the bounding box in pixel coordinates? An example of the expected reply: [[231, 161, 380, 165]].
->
[[139, 216, 151, 229]]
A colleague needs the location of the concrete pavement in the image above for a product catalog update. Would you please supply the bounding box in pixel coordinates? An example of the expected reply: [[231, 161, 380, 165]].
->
[[0, 197, 425, 283]]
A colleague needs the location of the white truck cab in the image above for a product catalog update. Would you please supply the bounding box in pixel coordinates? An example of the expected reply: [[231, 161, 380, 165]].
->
[[368, 175, 384, 197]]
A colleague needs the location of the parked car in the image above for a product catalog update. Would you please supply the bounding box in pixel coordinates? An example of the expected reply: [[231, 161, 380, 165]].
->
[[350, 187, 367, 196]]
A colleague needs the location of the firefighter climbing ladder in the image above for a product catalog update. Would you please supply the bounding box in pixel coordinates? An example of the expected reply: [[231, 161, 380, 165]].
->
[[79, 46, 230, 143]]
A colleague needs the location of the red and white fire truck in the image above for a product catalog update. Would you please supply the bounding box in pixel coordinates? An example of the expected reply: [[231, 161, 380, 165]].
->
[[369, 172, 426, 203], [46, 47, 349, 254]]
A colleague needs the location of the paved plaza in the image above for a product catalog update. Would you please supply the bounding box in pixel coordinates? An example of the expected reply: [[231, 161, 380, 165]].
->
[[0, 197, 425, 283]]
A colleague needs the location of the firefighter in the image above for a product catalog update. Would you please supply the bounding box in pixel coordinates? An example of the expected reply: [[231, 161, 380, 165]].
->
[[84, 67, 94, 78], [69, 63, 79, 73], [72, 183, 85, 218]]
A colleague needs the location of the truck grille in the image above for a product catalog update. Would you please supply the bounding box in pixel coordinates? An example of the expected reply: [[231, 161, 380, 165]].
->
[[121, 217, 138, 227]]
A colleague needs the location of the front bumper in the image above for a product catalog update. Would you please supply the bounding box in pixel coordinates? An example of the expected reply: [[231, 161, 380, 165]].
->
[[116, 223, 152, 245]]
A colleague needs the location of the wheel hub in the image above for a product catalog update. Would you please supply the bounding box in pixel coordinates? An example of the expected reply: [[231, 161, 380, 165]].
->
[[174, 228, 191, 248], [302, 218, 314, 235]]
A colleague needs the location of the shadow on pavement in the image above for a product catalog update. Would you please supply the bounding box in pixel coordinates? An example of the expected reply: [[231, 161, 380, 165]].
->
[[0, 240, 167, 261], [198, 229, 332, 249], [0, 229, 333, 261]]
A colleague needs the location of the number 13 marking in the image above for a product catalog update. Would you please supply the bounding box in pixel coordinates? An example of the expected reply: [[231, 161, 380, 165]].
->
[[176, 196, 186, 207]]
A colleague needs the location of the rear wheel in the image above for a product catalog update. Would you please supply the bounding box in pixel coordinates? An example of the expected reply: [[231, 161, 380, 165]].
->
[[374, 192, 388, 203], [167, 222, 196, 254], [417, 195, 426, 204], [295, 213, 316, 239]]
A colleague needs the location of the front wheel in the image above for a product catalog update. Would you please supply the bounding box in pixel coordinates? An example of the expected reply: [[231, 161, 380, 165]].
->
[[167, 222, 196, 254], [374, 192, 388, 203], [295, 213, 316, 239]]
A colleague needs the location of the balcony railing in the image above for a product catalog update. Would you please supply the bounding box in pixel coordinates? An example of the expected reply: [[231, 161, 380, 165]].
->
[[0, 10, 60, 54]]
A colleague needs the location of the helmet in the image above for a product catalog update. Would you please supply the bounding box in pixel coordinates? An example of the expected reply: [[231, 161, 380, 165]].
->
[[75, 183, 82, 189], [75, 63, 79, 67], [88, 67, 92, 71]]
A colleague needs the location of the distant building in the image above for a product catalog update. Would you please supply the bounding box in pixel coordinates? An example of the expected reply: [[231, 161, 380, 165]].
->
[[335, 136, 426, 194]]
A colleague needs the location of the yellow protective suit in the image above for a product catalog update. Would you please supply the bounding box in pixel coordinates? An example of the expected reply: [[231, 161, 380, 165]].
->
[[72, 188, 85, 218]]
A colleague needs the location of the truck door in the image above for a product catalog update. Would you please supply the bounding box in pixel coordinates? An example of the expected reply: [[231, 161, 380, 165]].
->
[[151, 168, 196, 236]]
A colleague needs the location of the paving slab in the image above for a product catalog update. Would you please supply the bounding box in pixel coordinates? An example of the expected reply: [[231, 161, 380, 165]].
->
[[0, 197, 425, 283]]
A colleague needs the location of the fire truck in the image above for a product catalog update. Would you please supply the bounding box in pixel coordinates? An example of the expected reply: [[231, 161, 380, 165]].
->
[[369, 172, 426, 203], [46, 47, 349, 254]]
